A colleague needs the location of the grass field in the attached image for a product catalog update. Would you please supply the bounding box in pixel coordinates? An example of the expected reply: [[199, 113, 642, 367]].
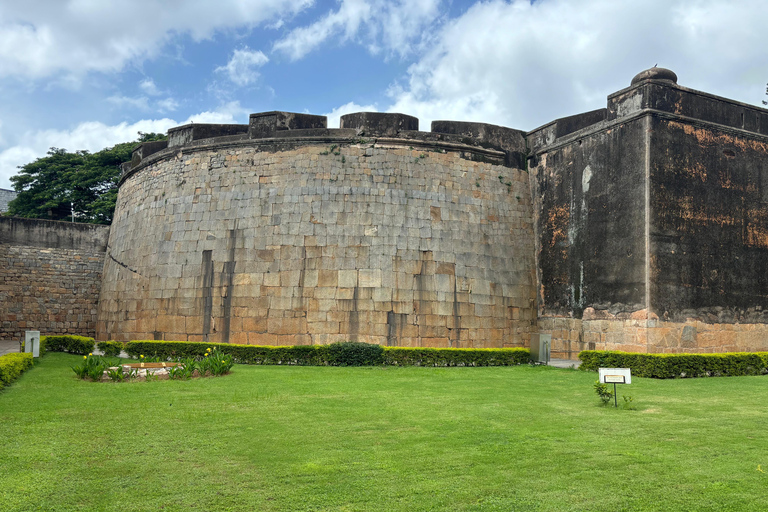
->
[[0, 353, 766, 511]]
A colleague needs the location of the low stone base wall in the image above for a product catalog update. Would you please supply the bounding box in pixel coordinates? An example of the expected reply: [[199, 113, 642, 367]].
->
[[540, 311, 768, 358]]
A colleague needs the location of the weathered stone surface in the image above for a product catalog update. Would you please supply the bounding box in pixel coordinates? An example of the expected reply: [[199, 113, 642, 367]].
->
[[168, 123, 249, 148], [0, 188, 17, 213], [130, 140, 168, 167], [430, 120, 526, 153], [630, 67, 678, 85], [249, 112, 328, 139], [340, 112, 418, 137], [531, 68, 768, 356], [0, 217, 109, 251], [99, 136, 536, 348]]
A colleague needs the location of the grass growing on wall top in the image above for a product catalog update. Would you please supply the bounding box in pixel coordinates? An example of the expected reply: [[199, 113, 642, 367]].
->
[[1, 353, 766, 511]]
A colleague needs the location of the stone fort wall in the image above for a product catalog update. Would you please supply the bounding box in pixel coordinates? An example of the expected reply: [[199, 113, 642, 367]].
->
[[5, 67, 768, 356], [529, 68, 768, 357], [0, 217, 109, 340], [98, 113, 537, 347]]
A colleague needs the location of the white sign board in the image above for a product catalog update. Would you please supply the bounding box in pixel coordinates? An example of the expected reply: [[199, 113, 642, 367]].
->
[[599, 367, 631, 385], [25, 330, 41, 358]]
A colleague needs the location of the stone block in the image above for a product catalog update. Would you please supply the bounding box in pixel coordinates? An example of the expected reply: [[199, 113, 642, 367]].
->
[[338, 269, 358, 288], [317, 270, 338, 287], [358, 269, 381, 288]]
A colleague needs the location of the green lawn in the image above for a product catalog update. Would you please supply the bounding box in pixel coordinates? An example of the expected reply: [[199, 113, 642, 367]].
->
[[1, 353, 766, 511]]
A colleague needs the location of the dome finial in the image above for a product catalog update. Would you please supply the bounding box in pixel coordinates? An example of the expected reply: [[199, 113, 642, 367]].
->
[[631, 67, 677, 85]]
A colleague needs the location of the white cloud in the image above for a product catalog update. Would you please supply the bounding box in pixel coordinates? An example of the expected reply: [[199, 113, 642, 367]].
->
[[156, 97, 179, 112], [183, 101, 250, 125], [273, 0, 442, 60], [139, 78, 161, 96], [384, 0, 768, 131], [0, 0, 313, 81], [0, 117, 177, 188], [107, 95, 150, 110], [216, 47, 269, 86], [323, 101, 378, 128], [0, 101, 252, 188]]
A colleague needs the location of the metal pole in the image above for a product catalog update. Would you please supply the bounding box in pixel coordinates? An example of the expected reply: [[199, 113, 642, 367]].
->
[[613, 383, 618, 407]]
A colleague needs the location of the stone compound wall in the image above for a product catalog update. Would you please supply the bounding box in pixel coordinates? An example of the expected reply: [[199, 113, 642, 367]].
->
[[0, 217, 109, 340], [98, 113, 537, 347]]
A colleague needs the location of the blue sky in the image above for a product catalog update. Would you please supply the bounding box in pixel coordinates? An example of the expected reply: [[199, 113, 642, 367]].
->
[[1, 0, 767, 189]]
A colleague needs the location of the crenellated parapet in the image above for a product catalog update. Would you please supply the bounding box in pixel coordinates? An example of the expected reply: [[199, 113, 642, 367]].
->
[[122, 111, 529, 184]]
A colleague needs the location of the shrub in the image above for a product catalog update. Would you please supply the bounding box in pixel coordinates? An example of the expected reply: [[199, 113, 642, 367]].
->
[[97, 341, 125, 358], [327, 342, 384, 366], [124, 340, 530, 368], [42, 335, 95, 355], [594, 381, 614, 405], [125, 341, 330, 365], [579, 350, 768, 379], [0, 352, 34, 390], [382, 347, 530, 367]]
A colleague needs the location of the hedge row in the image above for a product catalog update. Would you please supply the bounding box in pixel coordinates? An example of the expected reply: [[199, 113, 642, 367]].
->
[[382, 347, 530, 366], [0, 353, 34, 390], [125, 340, 530, 367], [41, 335, 95, 355], [96, 341, 126, 358], [579, 350, 768, 379]]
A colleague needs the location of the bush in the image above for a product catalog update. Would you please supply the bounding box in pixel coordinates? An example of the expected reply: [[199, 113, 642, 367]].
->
[[327, 342, 384, 366], [97, 341, 125, 358], [382, 347, 530, 366], [0, 352, 34, 390], [42, 335, 95, 355], [579, 350, 768, 379], [124, 340, 530, 368], [125, 341, 330, 365]]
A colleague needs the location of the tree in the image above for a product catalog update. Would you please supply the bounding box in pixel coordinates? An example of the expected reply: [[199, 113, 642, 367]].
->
[[6, 132, 166, 224]]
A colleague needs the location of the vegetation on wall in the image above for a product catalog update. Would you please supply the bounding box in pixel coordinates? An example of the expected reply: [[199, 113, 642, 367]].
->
[[6, 132, 166, 224]]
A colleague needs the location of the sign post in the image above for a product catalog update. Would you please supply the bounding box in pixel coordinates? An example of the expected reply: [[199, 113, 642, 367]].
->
[[25, 331, 41, 358], [598, 368, 632, 407]]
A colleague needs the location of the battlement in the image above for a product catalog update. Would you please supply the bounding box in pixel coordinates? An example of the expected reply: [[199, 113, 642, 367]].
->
[[124, 111, 529, 182]]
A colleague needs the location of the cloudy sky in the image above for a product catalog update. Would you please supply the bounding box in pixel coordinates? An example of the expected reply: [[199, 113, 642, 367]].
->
[[1, 0, 766, 189]]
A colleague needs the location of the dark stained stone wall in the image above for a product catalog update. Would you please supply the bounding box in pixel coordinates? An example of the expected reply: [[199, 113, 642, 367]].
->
[[530, 115, 648, 318], [649, 117, 768, 323]]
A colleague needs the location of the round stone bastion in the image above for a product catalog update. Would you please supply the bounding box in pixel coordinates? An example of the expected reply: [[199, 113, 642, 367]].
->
[[97, 111, 537, 348]]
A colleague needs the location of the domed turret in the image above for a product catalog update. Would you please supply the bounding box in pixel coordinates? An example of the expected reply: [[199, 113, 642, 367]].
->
[[631, 67, 678, 85]]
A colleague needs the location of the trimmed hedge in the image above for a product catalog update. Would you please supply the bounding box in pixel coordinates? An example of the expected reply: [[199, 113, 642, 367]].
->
[[579, 350, 768, 379], [126, 341, 330, 365], [0, 352, 34, 390], [96, 341, 125, 358], [41, 335, 95, 355], [383, 347, 530, 366], [125, 340, 530, 367], [328, 342, 384, 366]]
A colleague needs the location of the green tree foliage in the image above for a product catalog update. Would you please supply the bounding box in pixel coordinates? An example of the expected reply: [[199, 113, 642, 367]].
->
[[6, 132, 166, 224]]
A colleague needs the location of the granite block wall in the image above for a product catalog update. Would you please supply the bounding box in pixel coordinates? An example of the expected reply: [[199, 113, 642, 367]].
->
[[0, 218, 109, 340], [98, 136, 537, 347]]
